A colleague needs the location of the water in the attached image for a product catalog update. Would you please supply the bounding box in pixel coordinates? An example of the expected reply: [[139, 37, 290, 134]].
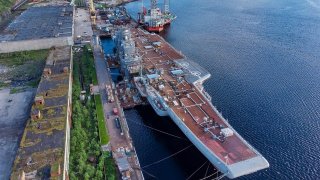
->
[[100, 38, 123, 82], [102, 0, 320, 179]]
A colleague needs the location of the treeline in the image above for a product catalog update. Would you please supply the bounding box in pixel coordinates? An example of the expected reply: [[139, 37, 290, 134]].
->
[[69, 46, 115, 180], [69, 87, 104, 179], [74, 0, 86, 7], [81, 45, 98, 87]]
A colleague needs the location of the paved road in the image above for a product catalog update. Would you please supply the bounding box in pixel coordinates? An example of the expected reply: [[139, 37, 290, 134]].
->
[[92, 43, 127, 147], [74, 8, 93, 42]]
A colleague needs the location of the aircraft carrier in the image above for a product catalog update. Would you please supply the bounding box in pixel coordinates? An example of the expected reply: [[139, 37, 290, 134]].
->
[[114, 27, 269, 179]]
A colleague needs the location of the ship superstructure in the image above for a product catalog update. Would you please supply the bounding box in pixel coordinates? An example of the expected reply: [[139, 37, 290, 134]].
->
[[114, 29, 142, 78], [116, 27, 269, 179], [138, 0, 176, 32]]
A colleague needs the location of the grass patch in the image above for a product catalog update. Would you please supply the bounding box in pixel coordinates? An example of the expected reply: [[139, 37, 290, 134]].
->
[[0, 0, 15, 13], [92, 70, 98, 85], [0, 81, 9, 89], [45, 84, 69, 98], [10, 87, 26, 94], [0, 49, 48, 88], [104, 152, 116, 180], [95, 95, 109, 145], [0, 49, 49, 67]]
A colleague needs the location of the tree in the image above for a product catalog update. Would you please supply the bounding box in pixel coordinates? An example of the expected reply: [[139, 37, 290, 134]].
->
[[95, 170, 103, 179], [84, 172, 90, 180], [85, 164, 95, 178], [69, 172, 77, 180], [97, 156, 104, 170]]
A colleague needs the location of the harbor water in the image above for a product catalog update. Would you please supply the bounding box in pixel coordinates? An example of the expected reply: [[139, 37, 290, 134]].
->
[[102, 0, 320, 179]]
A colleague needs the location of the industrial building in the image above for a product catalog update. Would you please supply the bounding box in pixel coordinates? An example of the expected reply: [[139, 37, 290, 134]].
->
[[10, 46, 72, 179], [0, 2, 74, 53]]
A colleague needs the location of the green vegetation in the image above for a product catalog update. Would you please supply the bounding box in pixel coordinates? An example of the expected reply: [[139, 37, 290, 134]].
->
[[105, 152, 117, 180], [51, 162, 60, 173], [0, 49, 49, 67], [27, 117, 66, 135], [69, 46, 114, 179], [74, 0, 86, 7], [0, 49, 49, 88], [0, 81, 8, 88], [9, 87, 19, 94], [82, 45, 98, 85], [0, 0, 15, 14], [10, 87, 27, 94], [69, 101, 105, 180], [95, 95, 109, 145], [11, 148, 64, 179], [45, 84, 69, 98]]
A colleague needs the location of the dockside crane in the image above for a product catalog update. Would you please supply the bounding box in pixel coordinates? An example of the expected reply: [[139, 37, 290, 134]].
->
[[89, 0, 96, 25]]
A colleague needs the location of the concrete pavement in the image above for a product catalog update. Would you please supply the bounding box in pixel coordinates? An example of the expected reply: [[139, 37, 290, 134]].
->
[[0, 88, 36, 180]]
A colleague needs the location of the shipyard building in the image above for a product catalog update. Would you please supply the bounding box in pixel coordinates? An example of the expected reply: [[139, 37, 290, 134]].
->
[[10, 46, 73, 179], [0, 2, 74, 53]]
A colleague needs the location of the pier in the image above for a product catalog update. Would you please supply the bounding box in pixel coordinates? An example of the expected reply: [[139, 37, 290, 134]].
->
[[91, 19, 144, 180]]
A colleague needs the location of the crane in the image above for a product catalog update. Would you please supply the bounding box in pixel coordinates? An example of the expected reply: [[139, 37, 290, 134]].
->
[[89, 0, 96, 25], [164, 0, 169, 14], [151, 0, 157, 10]]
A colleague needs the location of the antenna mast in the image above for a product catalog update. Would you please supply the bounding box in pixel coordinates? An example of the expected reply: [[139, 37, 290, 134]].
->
[[151, 0, 157, 10]]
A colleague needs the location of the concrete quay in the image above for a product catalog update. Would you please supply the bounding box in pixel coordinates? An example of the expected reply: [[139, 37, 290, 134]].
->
[[92, 37, 144, 180], [75, 5, 144, 179]]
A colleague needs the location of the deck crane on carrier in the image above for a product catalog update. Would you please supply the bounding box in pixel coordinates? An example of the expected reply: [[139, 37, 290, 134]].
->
[[138, 0, 176, 32]]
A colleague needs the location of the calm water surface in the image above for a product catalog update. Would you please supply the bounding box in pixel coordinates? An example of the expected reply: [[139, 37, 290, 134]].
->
[[103, 0, 320, 179]]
